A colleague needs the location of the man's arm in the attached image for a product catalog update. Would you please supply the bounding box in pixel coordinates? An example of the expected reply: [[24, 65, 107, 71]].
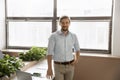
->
[[71, 51, 80, 65], [74, 51, 80, 63], [47, 55, 52, 71], [72, 34, 80, 65], [46, 55, 53, 79], [46, 34, 55, 79]]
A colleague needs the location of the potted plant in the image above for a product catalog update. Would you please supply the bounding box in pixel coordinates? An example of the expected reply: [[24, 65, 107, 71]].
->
[[19, 47, 47, 61], [0, 54, 24, 80]]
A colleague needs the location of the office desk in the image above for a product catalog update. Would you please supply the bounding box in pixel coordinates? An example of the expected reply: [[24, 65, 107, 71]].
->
[[12, 59, 54, 80]]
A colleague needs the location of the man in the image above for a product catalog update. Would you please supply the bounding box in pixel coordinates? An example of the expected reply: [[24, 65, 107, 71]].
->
[[46, 15, 80, 80]]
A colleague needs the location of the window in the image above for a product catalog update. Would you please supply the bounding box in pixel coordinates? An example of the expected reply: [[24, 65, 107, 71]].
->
[[57, 0, 112, 16], [6, 0, 113, 53], [7, 0, 53, 17], [58, 21, 109, 50], [8, 22, 52, 47]]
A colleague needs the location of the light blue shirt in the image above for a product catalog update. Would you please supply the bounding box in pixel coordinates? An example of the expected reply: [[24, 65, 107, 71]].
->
[[47, 30, 80, 62]]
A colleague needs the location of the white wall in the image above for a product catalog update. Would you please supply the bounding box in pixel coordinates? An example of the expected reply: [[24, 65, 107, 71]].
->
[[0, 0, 5, 49], [112, 0, 120, 56]]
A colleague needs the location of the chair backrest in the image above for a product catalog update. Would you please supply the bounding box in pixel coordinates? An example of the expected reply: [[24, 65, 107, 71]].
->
[[0, 50, 3, 59], [16, 70, 32, 80]]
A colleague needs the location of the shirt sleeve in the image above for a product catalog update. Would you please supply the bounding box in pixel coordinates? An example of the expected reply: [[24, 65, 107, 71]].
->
[[74, 34, 80, 52], [47, 34, 55, 55]]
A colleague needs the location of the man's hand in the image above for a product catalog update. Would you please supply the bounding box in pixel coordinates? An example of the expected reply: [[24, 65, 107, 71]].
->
[[46, 55, 53, 79], [71, 58, 78, 65], [46, 68, 53, 79], [71, 51, 80, 65]]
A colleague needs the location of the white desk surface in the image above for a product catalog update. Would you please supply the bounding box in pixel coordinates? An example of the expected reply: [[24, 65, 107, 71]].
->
[[13, 59, 54, 80]]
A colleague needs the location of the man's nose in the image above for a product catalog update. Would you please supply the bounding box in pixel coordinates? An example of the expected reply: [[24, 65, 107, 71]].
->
[[63, 23, 67, 26]]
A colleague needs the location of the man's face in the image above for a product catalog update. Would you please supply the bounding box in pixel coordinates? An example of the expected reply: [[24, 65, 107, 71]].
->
[[60, 18, 70, 31]]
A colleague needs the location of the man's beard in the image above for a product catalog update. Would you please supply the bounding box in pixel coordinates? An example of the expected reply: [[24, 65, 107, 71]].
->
[[62, 28, 68, 31]]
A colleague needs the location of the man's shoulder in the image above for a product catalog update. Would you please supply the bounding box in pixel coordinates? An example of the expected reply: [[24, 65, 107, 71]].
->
[[49, 31, 59, 38], [51, 31, 58, 36]]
